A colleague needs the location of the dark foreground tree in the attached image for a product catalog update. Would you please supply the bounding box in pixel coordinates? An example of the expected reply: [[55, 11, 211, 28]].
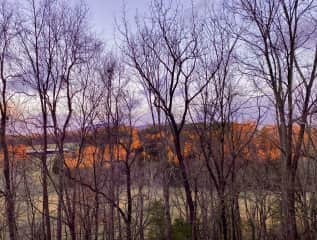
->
[[232, 0, 317, 239], [0, 2, 17, 240]]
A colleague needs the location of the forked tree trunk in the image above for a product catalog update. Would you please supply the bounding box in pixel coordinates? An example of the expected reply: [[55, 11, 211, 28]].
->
[[173, 131, 197, 240]]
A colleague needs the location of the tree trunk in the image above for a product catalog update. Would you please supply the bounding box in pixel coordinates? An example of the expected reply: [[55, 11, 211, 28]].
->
[[126, 164, 132, 240], [56, 149, 64, 240], [138, 185, 144, 240], [42, 111, 52, 240], [282, 169, 298, 240], [174, 135, 197, 240], [1, 118, 16, 240], [173, 132, 196, 240], [94, 192, 99, 240], [163, 176, 172, 240], [219, 188, 228, 240]]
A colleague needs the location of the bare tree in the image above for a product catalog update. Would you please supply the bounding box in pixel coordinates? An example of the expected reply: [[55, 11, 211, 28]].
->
[[232, 0, 317, 239], [43, 3, 100, 240], [120, 1, 223, 238], [0, 2, 18, 239], [17, 0, 56, 237], [18, 1, 100, 239], [190, 26, 260, 240]]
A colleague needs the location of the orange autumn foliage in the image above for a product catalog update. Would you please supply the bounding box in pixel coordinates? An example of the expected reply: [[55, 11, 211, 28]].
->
[[1, 123, 316, 169], [65, 144, 129, 168], [0, 144, 28, 162], [65, 127, 142, 168], [253, 125, 280, 161]]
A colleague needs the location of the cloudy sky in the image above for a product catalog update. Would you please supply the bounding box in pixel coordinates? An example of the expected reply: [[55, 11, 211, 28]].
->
[[86, 0, 204, 46], [87, 0, 150, 43]]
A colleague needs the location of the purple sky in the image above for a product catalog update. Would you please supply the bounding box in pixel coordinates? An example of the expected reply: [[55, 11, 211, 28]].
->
[[86, 0, 200, 46], [87, 0, 154, 44]]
